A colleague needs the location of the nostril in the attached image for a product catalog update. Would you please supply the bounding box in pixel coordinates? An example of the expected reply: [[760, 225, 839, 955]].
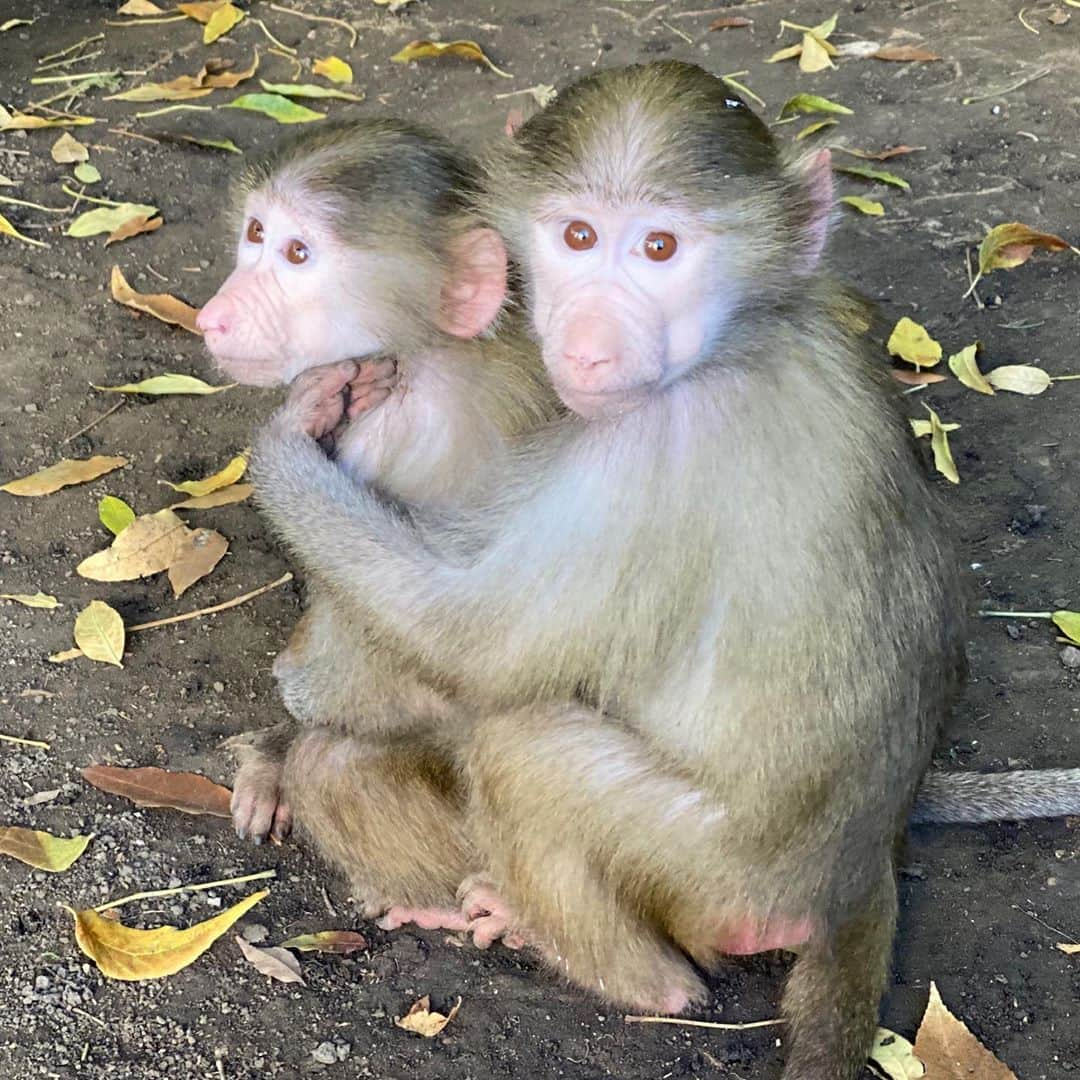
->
[[565, 350, 612, 370]]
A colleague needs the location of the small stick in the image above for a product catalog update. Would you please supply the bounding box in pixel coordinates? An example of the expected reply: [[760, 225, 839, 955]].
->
[[250, 17, 298, 54], [961, 67, 1051, 105], [269, 3, 358, 48], [93, 869, 276, 913], [127, 573, 294, 634], [134, 105, 214, 119], [30, 71, 120, 85], [320, 885, 337, 917], [0, 148, 31, 157], [0, 193, 71, 213], [63, 398, 126, 444], [980, 610, 1052, 619], [1017, 7, 1039, 34], [624, 1015, 783, 1031], [0, 732, 50, 750], [36, 50, 104, 73], [963, 248, 984, 309], [104, 14, 187, 25], [38, 33, 104, 64], [68, 1006, 108, 1030], [107, 127, 160, 145]]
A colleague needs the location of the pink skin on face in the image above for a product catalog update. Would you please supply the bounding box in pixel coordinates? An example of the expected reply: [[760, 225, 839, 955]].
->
[[196, 195, 382, 386]]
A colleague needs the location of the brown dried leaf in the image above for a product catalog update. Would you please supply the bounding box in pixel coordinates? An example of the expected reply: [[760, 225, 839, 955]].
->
[[73, 600, 125, 667], [77, 508, 189, 581], [203, 52, 259, 88], [177, 0, 227, 21], [168, 483, 254, 510], [168, 527, 228, 597], [1, 455, 127, 497], [395, 994, 462, 1037], [708, 16, 752, 30], [913, 982, 1016, 1079], [51, 132, 89, 163], [72, 889, 267, 980], [81, 764, 232, 817], [236, 936, 306, 984], [279, 930, 368, 954], [105, 213, 163, 246], [977, 222, 1072, 277], [0, 826, 92, 872], [110, 265, 200, 334], [890, 369, 947, 386], [873, 46, 942, 62]]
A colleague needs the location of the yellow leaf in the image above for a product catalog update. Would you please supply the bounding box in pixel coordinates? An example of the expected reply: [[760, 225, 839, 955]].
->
[[767, 43, 804, 63], [2, 455, 127, 497], [48, 647, 84, 663], [163, 454, 247, 496], [913, 982, 1017, 1080], [870, 1027, 925, 1080], [391, 39, 512, 79], [395, 994, 462, 1037], [94, 373, 231, 395], [109, 265, 200, 334], [258, 80, 365, 102], [984, 365, 1051, 395], [168, 527, 228, 597], [107, 84, 215, 103], [799, 33, 835, 72], [811, 12, 839, 37], [1, 18, 33, 30], [0, 591, 60, 609], [50, 132, 88, 163], [99, 494, 136, 535], [77, 508, 189, 582], [1052, 611, 1080, 646], [839, 195, 884, 216], [74, 600, 126, 667], [947, 344, 994, 394], [68, 204, 158, 238], [0, 112, 95, 130], [313, 56, 353, 84], [795, 119, 838, 140], [1057, 942, 1080, 954], [177, 0, 228, 21], [0, 827, 92, 872], [168, 483, 254, 510], [925, 406, 960, 485], [977, 222, 1072, 277], [72, 888, 268, 980], [887, 317, 942, 368], [118, 0, 167, 12], [0, 211, 47, 248], [910, 418, 960, 438], [204, 1, 244, 43]]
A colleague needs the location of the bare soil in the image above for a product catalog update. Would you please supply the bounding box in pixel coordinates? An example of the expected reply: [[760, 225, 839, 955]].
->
[[1, 2, 1079, 1077]]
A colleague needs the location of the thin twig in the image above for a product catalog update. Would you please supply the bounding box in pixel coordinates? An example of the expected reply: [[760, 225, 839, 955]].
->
[[94, 869, 276, 914], [624, 1014, 783, 1031], [269, 3, 358, 48], [961, 67, 1051, 105], [108, 128, 160, 145], [251, 18, 298, 54], [38, 34, 104, 64], [104, 14, 186, 25], [63, 399, 126, 444], [134, 104, 214, 119], [980, 610, 1052, 619], [0, 193, 71, 213], [0, 732, 50, 750], [320, 885, 337, 917], [36, 50, 104, 73], [68, 1006, 107, 1029], [127, 573, 293, 634], [964, 247, 984, 309]]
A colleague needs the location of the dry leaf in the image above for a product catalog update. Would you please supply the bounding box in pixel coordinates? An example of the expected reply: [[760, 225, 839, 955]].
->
[[94, 373, 230, 395], [313, 56, 353, 83], [391, 39, 512, 79], [1052, 611, 1080, 646], [68, 204, 159, 239], [202, 53, 259, 88], [118, 0, 167, 13], [177, 0, 228, 21], [0, 112, 94, 130], [800, 33, 835, 73], [168, 527, 228, 597], [709, 16, 752, 30], [106, 213, 163, 246], [977, 222, 1071, 278], [203, 0, 244, 43], [778, 93, 853, 119], [169, 483, 253, 510], [280, 930, 368, 954], [873, 46, 941, 62], [925, 406, 960, 485], [236, 936, 306, 985], [72, 888, 267, 980], [99, 495, 136, 535], [258, 80, 365, 102], [1057, 941, 1080, 954], [984, 364, 1051, 395], [796, 119, 838, 140], [947, 344, 994, 395], [51, 132, 89, 163], [77, 508, 189, 582], [107, 84, 215, 103], [0, 827, 92, 872], [1048, 8, 1071, 24], [887, 318, 942, 368], [110, 266, 200, 334], [913, 982, 1017, 1080], [837, 145, 925, 161], [163, 454, 247, 496], [834, 164, 910, 189], [74, 600, 126, 667], [48, 647, 84, 664], [395, 994, 462, 1037], [0, 591, 60, 609], [0, 212, 46, 248], [891, 369, 946, 386], [2, 455, 127, 497], [82, 764, 232, 817], [870, 1027, 925, 1080], [839, 195, 884, 216]]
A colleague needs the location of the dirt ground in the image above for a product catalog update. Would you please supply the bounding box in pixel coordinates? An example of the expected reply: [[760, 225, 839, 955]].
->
[[1, 1, 1079, 1077]]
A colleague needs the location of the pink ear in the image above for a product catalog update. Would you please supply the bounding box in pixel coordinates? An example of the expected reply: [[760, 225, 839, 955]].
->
[[504, 108, 525, 137], [801, 149, 833, 269], [438, 227, 508, 338]]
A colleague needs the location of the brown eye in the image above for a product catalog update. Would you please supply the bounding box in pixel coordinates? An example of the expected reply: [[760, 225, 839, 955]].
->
[[285, 239, 310, 265], [564, 220, 597, 251], [246, 217, 264, 243], [644, 231, 678, 262]]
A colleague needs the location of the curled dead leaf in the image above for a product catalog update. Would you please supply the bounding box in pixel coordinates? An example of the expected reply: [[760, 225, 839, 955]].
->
[[947, 344, 994, 395], [236, 936, 306, 985], [391, 39, 512, 79], [395, 994, 462, 1037], [105, 213, 163, 246], [163, 454, 247, 496], [110, 266, 199, 334], [872, 46, 942, 62], [51, 132, 89, 163], [976, 222, 1072, 280]]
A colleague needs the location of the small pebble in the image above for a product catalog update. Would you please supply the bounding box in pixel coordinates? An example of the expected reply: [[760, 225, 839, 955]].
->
[[242, 923, 269, 944], [1060, 646, 1080, 669], [213, 681, 225, 693], [312, 1042, 337, 1065]]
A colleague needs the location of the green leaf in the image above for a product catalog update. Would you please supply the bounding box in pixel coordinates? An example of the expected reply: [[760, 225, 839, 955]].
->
[[778, 93, 853, 119], [175, 133, 242, 154], [795, 119, 838, 140], [0, 827, 92, 872], [1052, 611, 1080, 646], [99, 495, 136, 535], [67, 203, 158, 238], [838, 195, 884, 216], [224, 93, 325, 124], [258, 80, 364, 102], [74, 162, 101, 184], [833, 164, 910, 190], [92, 374, 233, 396]]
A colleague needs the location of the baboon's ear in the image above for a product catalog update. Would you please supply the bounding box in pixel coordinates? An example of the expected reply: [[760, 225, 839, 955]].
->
[[438, 227, 509, 338]]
